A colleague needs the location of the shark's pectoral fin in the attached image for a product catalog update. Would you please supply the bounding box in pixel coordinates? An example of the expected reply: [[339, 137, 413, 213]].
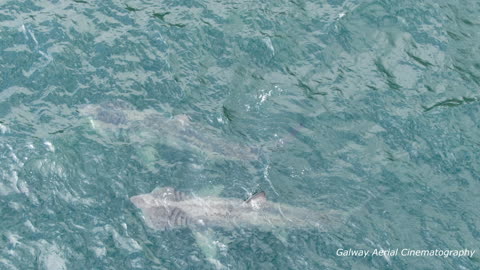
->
[[245, 191, 267, 208], [151, 187, 190, 201], [135, 145, 158, 172], [193, 228, 228, 269], [272, 229, 289, 246]]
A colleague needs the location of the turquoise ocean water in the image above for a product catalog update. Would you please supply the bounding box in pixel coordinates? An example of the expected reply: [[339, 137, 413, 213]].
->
[[0, 0, 479, 269]]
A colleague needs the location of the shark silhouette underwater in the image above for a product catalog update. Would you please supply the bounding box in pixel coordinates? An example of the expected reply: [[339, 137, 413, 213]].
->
[[77, 101, 263, 163], [130, 187, 344, 232]]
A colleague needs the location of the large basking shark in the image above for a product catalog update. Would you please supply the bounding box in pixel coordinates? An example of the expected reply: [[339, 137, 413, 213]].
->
[[130, 187, 348, 268], [130, 187, 346, 267], [130, 187, 343, 232]]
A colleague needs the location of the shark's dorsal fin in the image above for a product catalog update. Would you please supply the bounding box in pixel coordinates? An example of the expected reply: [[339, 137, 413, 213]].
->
[[151, 187, 189, 201], [245, 191, 267, 207], [172, 114, 191, 127]]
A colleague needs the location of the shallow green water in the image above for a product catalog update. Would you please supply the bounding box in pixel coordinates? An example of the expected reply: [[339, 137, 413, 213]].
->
[[0, 0, 479, 269]]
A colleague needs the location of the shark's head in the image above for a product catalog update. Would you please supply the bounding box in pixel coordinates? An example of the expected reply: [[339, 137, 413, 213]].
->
[[95, 107, 127, 125], [77, 101, 130, 126], [130, 194, 156, 209]]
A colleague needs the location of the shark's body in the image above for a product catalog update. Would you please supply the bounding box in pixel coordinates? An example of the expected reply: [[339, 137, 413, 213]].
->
[[130, 187, 342, 232], [78, 102, 260, 162]]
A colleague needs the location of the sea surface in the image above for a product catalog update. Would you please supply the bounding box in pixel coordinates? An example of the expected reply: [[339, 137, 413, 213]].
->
[[0, 0, 479, 269]]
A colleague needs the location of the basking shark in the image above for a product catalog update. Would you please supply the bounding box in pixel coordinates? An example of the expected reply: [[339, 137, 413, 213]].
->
[[130, 187, 343, 232], [77, 101, 261, 163], [131, 188, 349, 269]]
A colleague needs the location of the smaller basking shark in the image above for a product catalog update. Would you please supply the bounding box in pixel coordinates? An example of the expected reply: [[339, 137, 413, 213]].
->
[[78, 101, 261, 163], [130, 187, 343, 232]]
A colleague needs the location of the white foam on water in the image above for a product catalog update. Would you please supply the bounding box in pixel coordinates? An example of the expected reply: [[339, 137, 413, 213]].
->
[[91, 246, 107, 258], [258, 89, 272, 104], [27, 29, 38, 47], [263, 164, 279, 196], [24, 220, 36, 232], [38, 242, 67, 270], [0, 144, 31, 196], [44, 141, 55, 152], [20, 24, 28, 40], [263, 37, 275, 55], [0, 123, 8, 134]]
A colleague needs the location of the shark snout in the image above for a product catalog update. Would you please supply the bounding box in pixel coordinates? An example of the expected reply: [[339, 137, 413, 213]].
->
[[130, 195, 148, 208], [130, 194, 163, 208]]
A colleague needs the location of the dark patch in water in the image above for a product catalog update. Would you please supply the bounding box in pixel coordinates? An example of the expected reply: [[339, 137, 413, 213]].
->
[[222, 106, 235, 122], [125, 4, 141, 12], [153, 12, 170, 21], [49, 128, 68, 135], [423, 96, 478, 112]]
